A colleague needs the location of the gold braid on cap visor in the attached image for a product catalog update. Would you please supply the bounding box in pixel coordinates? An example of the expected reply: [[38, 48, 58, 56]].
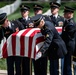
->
[[33, 16, 43, 24], [0, 15, 7, 22]]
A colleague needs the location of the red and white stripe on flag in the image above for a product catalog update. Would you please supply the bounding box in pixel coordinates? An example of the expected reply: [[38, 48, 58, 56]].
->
[[55, 27, 62, 34], [1, 27, 62, 59], [2, 28, 44, 59]]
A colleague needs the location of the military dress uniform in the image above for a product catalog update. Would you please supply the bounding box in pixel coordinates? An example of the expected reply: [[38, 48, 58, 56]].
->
[[61, 6, 76, 75], [18, 17, 30, 28], [18, 4, 32, 75], [49, 14, 65, 75], [31, 14, 67, 75], [0, 13, 24, 75], [49, 2, 65, 27], [49, 2, 65, 75], [62, 18, 76, 75], [32, 4, 50, 75], [50, 15, 64, 27], [18, 5, 31, 29]]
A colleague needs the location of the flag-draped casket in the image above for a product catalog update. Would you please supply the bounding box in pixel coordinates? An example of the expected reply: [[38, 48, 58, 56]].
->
[[1, 27, 62, 59]]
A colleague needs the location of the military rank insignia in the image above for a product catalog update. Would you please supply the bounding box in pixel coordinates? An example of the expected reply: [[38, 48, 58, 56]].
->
[[63, 27, 65, 31], [58, 21, 63, 26], [46, 34, 49, 38], [22, 5, 24, 8]]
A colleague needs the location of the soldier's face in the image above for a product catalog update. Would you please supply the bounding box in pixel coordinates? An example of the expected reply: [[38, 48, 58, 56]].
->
[[37, 19, 44, 28], [64, 12, 73, 19], [21, 11, 29, 17], [34, 10, 43, 15], [51, 8, 59, 15], [2, 18, 9, 28]]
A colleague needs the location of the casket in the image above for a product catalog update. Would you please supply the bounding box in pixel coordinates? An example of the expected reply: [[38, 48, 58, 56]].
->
[[1, 27, 62, 59]]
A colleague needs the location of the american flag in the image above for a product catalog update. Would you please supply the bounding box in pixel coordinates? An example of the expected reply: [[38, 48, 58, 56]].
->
[[55, 27, 62, 34], [0, 27, 62, 59]]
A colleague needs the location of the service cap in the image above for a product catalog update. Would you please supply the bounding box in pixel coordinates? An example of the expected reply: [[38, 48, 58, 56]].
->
[[50, 2, 61, 8], [0, 13, 7, 25], [20, 4, 30, 12], [33, 4, 44, 11], [31, 14, 43, 27], [64, 6, 75, 13]]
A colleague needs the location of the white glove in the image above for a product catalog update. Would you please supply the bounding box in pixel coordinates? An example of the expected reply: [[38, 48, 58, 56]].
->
[[35, 51, 42, 60]]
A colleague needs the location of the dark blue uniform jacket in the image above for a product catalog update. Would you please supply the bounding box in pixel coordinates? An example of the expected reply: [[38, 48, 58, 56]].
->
[[40, 21, 67, 59]]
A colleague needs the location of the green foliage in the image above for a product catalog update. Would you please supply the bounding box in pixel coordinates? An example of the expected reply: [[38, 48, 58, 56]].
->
[[8, 2, 50, 20], [0, 2, 13, 8], [0, 59, 7, 70], [0, 2, 9, 8]]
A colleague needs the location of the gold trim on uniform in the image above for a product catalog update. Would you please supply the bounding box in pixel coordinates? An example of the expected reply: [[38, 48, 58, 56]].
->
[[51, 3, 59, 7], [72, 56, 76, 58], [33, 16, 43, 24], [46, 34, 49, 38], [22, 5, 24, 8]]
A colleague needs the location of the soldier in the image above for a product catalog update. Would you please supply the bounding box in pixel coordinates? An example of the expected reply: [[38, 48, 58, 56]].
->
[[49, 2, 65, 75], [33, 4, 51, 21], [0, 13, 24, 75], [61, 6, 76, 75], [18, 4, 31, 28], [49, 2, 64, 27], [17, 4, 32, 75], [31, 14, 67, 75], [33, 4, 43, 15], [32, 4, 48, 75]]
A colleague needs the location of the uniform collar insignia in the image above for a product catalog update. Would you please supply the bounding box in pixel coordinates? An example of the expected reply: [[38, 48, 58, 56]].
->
[[57, 15, 60, 18], [11, 22, 14, 26]]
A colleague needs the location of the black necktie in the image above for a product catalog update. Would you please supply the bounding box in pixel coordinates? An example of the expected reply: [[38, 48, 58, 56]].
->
[[53, 16, 56, 20]]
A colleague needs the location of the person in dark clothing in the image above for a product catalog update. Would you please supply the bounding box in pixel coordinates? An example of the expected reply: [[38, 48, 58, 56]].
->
[[61, 6, 76, 75], [32, 4, 49, 75], [17, 4, 32, 75], [50, 2, 64, 27], [33, 4, 51, 21], [49, 2, 65, 75], [0, 13, 24, 75], [31, 14, 67, 75], [18, 4, 31, 28]]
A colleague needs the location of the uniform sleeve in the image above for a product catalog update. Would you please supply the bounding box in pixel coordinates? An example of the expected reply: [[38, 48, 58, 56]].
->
[[40, 29, 54, 54], [0, 28, 4, 43], [16, 20, 24, 30], [65, 22, 76, 38]]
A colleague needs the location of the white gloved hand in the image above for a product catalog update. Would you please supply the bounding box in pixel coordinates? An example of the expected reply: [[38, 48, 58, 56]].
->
[[35, 51, 42, 60]]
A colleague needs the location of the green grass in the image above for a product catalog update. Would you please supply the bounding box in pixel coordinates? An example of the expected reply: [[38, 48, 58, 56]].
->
[[0, 58, 7, 70]]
